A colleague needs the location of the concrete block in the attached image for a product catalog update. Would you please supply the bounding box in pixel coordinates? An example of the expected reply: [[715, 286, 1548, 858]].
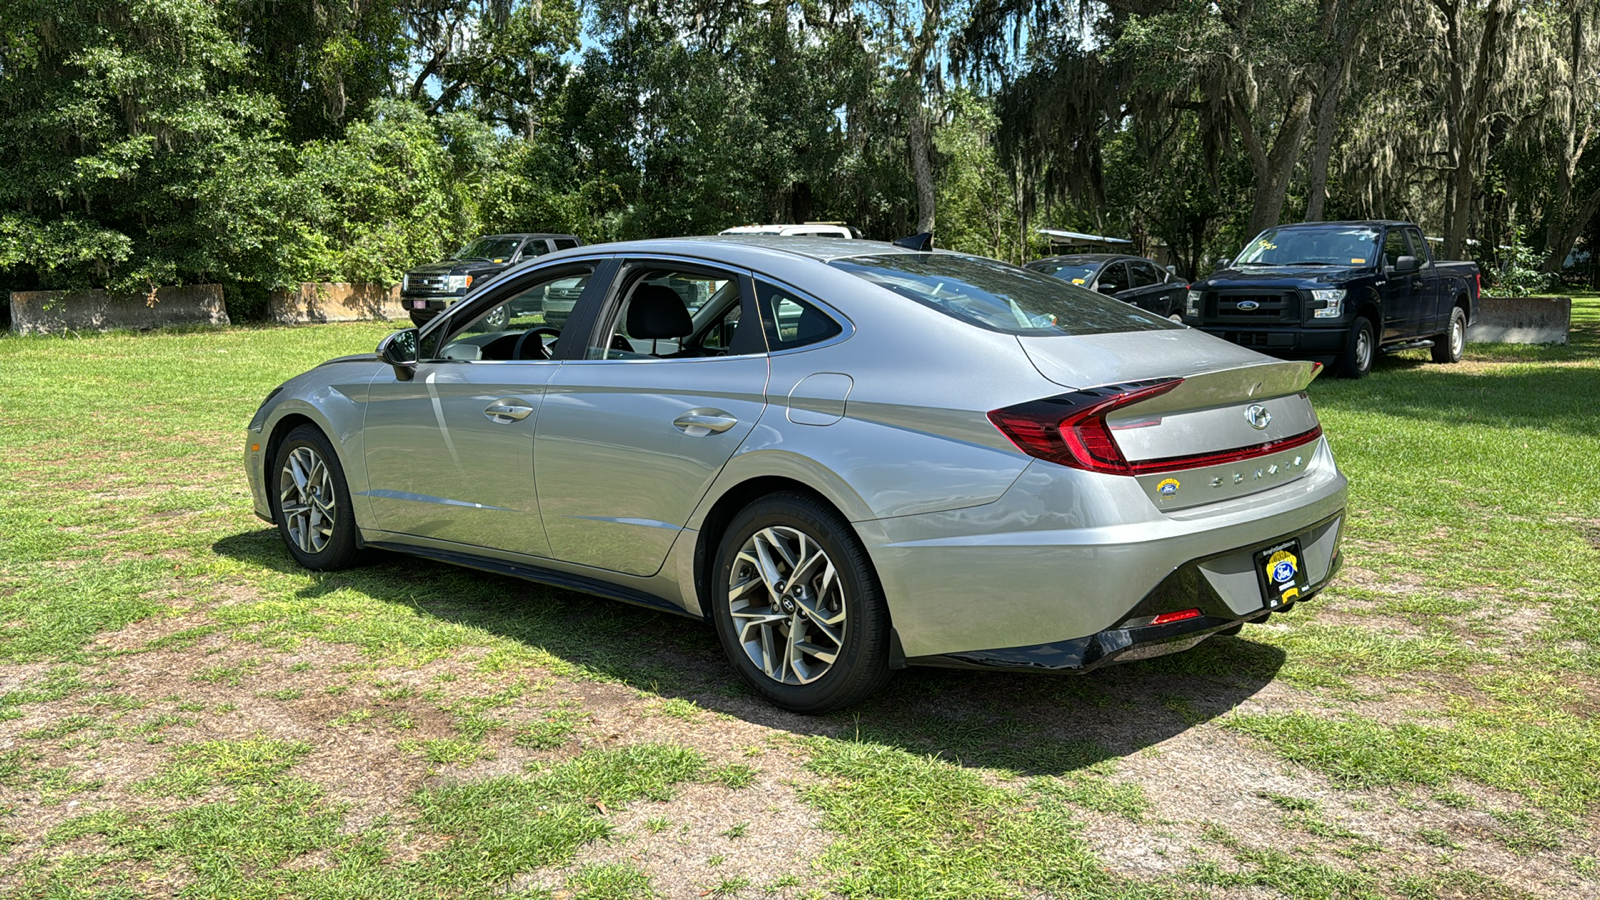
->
[[9, 285, 229, 335], [267, 282, 405, 324], [1467, 296, 1572, 345]]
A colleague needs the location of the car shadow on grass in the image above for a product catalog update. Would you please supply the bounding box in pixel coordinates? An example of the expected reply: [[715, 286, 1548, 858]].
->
[[216, 528, 1287, 778]]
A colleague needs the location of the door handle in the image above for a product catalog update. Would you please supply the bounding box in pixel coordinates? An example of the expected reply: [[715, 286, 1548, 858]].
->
[[673, 411, 738, 436], [484, 399, 534, 423]]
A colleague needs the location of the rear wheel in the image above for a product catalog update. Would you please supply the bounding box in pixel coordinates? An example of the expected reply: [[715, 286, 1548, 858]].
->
[[1339, 316, 1375, 379], [1431, 305, 1465, 363], [271, 425, 361, 571], [711, 492, 892, 713]]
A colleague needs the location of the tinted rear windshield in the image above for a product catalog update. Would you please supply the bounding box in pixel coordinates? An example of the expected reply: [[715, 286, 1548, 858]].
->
[[831, 254, 1175, 335]]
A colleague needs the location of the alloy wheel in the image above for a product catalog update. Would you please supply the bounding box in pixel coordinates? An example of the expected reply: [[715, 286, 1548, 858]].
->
[[1451, 316, 1464, 357], [279, 446, 336, 555], [1355, 328, 1373, 372], [727, 525, 847, 685]]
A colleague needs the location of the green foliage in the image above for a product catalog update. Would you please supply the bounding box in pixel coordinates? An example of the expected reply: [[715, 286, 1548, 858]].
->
[[1483, 237, 1557, 296]]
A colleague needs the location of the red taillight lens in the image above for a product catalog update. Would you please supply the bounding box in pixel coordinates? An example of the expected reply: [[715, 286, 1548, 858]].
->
[[988, 379, 1182, 475], [990, 380, 1324, 476], [1150, 608, 1202, 625]]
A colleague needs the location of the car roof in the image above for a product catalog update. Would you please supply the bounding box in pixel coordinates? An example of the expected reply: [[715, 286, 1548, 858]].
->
[[1028, 254, 1124, 265], [1264, 220, 1408, 230]]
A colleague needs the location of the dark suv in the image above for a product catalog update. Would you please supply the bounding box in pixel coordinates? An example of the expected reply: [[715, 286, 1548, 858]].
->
[[402, 233, 583, 326]]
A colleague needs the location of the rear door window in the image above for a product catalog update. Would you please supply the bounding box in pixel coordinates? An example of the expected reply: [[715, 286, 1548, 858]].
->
[[831, 254, 1175, 335]]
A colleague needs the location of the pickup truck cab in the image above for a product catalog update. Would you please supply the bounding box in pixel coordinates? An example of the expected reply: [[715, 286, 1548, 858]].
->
[[1184, 221, 1479, 377], [402, 233, 583, 327]]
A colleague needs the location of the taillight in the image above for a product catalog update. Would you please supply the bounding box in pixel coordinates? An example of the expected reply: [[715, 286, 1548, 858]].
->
[[987, 379, 1182, 475], [989, 380, 1324, 476]]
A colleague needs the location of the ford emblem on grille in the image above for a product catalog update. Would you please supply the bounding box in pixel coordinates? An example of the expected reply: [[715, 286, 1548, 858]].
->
[[1237, 300, 1261, 311], [1245, 404, 1272, 430]]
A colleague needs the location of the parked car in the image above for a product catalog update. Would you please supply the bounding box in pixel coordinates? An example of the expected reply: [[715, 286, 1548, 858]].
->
[[402, 233, 583, 327], [1026, 254, 1187, 321], [247, 237, 1346, 713], [1184, 221, 1479, 378], [718, 223, 857, 238]]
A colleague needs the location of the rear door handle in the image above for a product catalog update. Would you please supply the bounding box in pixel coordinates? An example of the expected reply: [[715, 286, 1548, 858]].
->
[[673, 410, 738, 436], [484, 399, 534, 423]]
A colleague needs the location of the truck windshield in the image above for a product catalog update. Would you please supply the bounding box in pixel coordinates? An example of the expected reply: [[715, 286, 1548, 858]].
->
[[453, 237, 523, 263], [1234, 227, 1379, 267]]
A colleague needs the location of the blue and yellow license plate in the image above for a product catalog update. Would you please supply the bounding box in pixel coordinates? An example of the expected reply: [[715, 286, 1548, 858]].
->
[[1256, 538, 1311, 608]]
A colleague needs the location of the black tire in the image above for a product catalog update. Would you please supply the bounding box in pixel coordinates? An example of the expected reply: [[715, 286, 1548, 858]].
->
[[408, 310, 436, 328], [1431, 305, 1466, 363], [711, 491, 893, 713], [1338, 316, 1375, 379], [270, 425, 362, 571]]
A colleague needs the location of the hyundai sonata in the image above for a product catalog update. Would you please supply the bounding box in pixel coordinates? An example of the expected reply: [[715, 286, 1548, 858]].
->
[[245, 237, 1346, 712]]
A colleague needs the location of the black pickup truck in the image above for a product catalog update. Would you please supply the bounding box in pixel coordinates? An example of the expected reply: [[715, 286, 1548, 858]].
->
[[1183, 221, 1479, 377], [401, 233, 583, 327]]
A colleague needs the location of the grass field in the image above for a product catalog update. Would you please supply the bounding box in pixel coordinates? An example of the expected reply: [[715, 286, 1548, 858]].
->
[[1, 301, 1597, 899]]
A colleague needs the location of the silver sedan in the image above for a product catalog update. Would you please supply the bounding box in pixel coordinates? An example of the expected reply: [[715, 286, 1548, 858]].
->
[[245, 237, 1347, 712]]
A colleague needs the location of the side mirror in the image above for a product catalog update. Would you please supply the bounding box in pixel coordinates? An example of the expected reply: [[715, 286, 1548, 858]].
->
[[1395, 255, 1421, 273], [1165, 265, 1177, 275], [377, 328, 418, 381], [1213, 257, 1233, 269]]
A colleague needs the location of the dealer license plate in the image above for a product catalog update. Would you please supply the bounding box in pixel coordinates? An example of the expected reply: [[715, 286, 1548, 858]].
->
[[1255, 538, 1310, 608]]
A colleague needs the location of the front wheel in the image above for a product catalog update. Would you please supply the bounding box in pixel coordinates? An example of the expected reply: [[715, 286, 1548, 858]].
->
[[1431, 306, 1466, 363], [271, 425, 362, 571], [1338, 316, 1375, 379], [711, 492, 893, 713]]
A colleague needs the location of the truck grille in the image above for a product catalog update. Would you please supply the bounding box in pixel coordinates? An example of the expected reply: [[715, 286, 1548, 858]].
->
[[1205, 291, 1301, 323], [404, 273, 451, 294]]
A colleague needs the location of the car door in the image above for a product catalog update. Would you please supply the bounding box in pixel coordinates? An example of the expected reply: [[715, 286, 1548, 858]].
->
[[1377, 227, 1418, 340], [360, 262, 604, 556], [533, 259, 770, 577], [1121, 259, 1179, 317]]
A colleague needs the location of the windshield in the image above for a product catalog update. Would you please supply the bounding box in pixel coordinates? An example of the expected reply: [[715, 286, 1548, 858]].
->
[[831, 254, 1175, 336], [1234, 226, 1379, 267], [1026, 261, 1099, 286], [453, 237, 523, 263]]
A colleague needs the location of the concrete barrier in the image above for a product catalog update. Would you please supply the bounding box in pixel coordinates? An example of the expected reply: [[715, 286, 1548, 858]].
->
[[9, 285, 229, 335], [1467, 296, 1571, 345], [268, 282, 405, 324]]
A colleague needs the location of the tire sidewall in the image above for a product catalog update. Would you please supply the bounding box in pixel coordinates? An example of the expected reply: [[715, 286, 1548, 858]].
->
[[270, 425, 360, 571], [1341, 317, 1374, 378], [710, 494, 888, 713]]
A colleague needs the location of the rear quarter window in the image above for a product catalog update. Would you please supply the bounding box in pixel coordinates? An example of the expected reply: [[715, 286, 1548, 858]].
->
[[831, 254, 1177, 336]]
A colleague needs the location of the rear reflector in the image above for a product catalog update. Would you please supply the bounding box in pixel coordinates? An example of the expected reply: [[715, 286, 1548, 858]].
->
[[1150, 608, 1202, 625], [989, 379, 1323, 476]]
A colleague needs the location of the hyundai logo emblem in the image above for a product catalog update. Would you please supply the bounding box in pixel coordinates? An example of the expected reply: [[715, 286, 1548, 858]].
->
[[1245, 404, 1272, 430], [1237, 300, 1261, 311]]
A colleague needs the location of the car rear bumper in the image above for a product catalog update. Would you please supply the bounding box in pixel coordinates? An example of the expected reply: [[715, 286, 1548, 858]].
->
[[908, 522, 1341, 671], [857, 437, 1348, 659]]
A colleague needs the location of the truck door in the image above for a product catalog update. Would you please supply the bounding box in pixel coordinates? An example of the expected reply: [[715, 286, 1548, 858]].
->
[[1406, 227, 1444, 335], [1378, 227, 1420, 340]]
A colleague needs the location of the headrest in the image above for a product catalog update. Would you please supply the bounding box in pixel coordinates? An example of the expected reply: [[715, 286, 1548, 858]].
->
[[626, 284, 693, 339]]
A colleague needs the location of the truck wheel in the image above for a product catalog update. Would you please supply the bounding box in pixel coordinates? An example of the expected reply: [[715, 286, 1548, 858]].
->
[[1430, 306, 1465, 364], [1338, 317, 1374, 379]]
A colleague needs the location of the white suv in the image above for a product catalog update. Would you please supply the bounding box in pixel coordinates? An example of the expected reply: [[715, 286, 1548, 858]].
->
[[718, 223, 856, 239]]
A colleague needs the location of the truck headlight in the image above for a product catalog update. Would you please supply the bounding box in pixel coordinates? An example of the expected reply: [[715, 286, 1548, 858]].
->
[[447, 274, 474, 292], [1185, 290, 1202, 316], [1310, 288, 1346, 319], [402, 274, 410, 292]]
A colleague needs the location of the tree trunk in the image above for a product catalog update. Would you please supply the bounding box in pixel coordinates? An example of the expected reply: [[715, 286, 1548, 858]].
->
[[1541, 2, 1595, 272], [1436, 0, 1511, 260], [1303, 76, 1343, 222], [907, 103, 937, 234], [1232, 85, 1314, 237]]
